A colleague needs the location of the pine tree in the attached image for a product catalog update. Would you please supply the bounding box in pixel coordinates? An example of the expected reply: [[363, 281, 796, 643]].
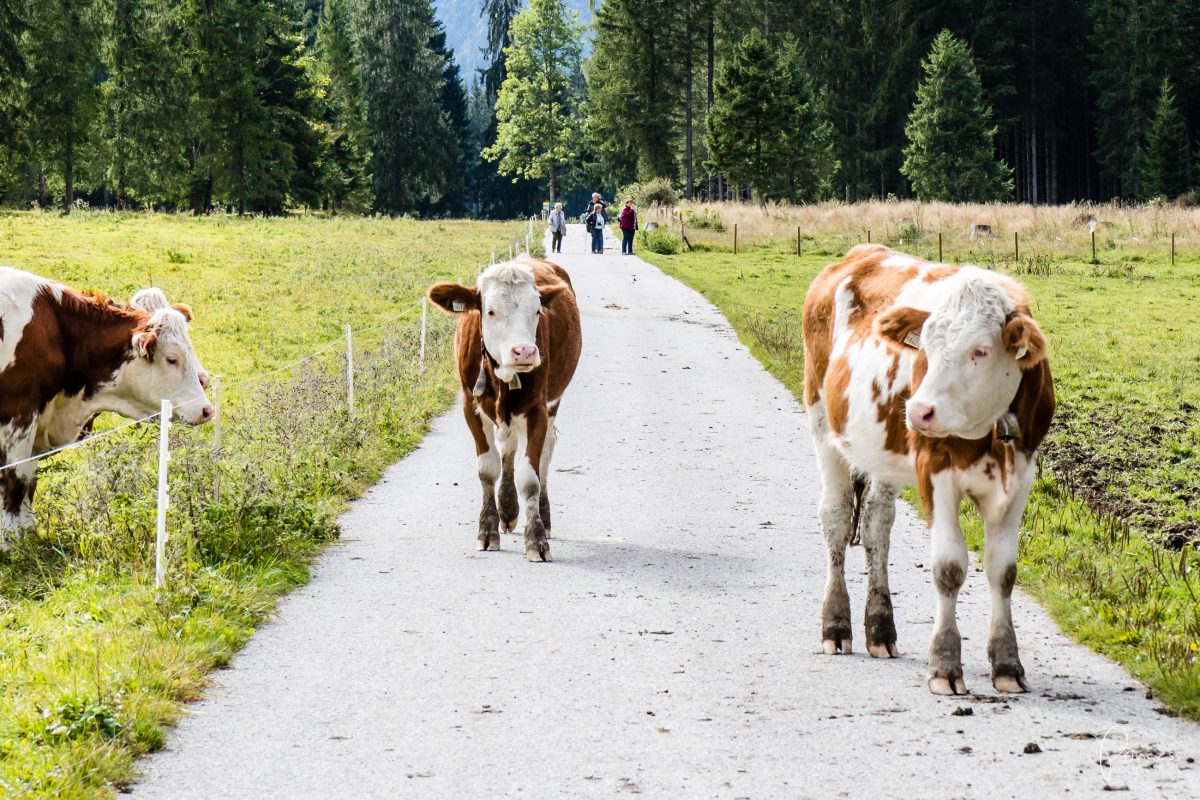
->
[[25, 0, 105, 211], [482, 0, 582, 202], [426, 16, 473, 216], [770, 39, 837, 203], [704, 30, 784, 201], [901, 29, 1012, 202], [1143, 77, 1190, 200], [312, 0, 372, 212], [100, 0, 192, 208], [0, 0, 27, 180], [355, 0, 457, 214]]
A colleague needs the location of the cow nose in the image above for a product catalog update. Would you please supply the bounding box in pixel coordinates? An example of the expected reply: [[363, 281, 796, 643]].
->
[[198, 370, 210, 389], [907, 402, 936, 431], [511, 345, 538, 365], [198, 403, 214, 423]]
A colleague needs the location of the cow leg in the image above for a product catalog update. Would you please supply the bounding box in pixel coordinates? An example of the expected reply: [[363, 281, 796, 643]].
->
[[984, 460, 1036, 693], [518, 412, 551, 562], [462, 399, 501, 552], [926, 470, 968, 695], [498, 449, 519, 533], [810, 407, 855, 654], [862, 482, 900, 658], [0, 424, 37, 548], [537, 416, 557, 537]]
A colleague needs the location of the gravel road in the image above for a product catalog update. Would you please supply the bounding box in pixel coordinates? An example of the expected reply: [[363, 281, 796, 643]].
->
[[133, 224, 1200, 798]]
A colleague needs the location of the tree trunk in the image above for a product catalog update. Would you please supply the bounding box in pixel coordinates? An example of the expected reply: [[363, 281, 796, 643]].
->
[[63, 131, 75, 213], [549, 164, 556, 202]]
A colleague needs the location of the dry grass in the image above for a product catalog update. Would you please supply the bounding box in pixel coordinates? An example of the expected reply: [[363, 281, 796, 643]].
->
[[645, 200, 1200, 262]]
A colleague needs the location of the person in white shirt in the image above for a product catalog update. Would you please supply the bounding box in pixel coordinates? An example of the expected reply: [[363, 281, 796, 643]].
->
[[548, 202, 566, 253]]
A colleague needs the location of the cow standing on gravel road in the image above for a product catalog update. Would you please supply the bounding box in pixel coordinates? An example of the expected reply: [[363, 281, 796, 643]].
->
[[802, 245, 1055, 695], [428, 255, 582, 562]]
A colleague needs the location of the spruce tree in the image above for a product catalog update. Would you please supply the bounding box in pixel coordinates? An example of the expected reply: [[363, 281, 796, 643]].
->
[[1143, 77, 1190, 200], [426, 16, 472, 216], [355, 0, 457, 214], [482, 0, 582, 202], [312, 0, 372, 212], [901, 29, 1012, 202], [770, 38, 837, 203], [704, 29, 784, 201], [0, 0, 26, 169]]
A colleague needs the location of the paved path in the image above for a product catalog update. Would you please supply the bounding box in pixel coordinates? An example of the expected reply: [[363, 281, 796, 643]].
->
[[134, 224, 1200, 798]]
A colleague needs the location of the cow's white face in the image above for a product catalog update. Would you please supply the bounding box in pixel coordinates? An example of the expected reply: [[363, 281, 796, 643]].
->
[[117, 289, 212, 425], [428, 263, 567, 383], [878, 276, 1046, 440], [477, 265, 544, 381]]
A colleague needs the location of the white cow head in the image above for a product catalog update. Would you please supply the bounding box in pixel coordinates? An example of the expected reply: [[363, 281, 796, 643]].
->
[[429, 263, 568, 383], [877, 271, 1047, 440], [116, 288, 213, 425]]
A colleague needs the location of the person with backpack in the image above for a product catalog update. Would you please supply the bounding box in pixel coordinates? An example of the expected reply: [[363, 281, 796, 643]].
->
[[547, 202, 566, 253], [587, 202, 607, 253], [583, 192, 604, 245], [618, 200, 637, 255]]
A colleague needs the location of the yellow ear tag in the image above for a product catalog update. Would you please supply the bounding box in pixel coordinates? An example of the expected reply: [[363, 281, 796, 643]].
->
[[452, 301, 465, 312], [903, 332, 921, 349]]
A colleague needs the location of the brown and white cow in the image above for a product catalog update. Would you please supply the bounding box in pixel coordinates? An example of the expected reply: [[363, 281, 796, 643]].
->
[[802, 245, 1055, 695], [0, 266, 213, 544], [428, 255, 581, 562]]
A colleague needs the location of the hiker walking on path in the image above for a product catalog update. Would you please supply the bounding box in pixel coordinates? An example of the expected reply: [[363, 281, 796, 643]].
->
[[588, 202, 607, 253], [583, 192, 604, 246], [619, 200, 637, 255], [548, 202, 566, 253]]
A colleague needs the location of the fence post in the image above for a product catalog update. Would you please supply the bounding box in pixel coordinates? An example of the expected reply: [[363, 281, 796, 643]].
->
[[867, 229, 871, 244], [1014, 231, 1019, 261], [154, 398, 172, 602], [211, 375, 222, 504], [1091, 230, 1097, 263], [938, 232, 943, 262], [797, 226, 801, 256], [344, 323, 355, 415], [1172, 232, 1176, 265], [419, 296, 428, 372], [734, 223, 738, 254]]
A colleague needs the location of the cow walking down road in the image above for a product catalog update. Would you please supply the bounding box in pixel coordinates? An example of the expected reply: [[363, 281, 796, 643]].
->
[[428, 255, 582, 562], [803, 245, 1055, 695], [0, 267, 213, 544]]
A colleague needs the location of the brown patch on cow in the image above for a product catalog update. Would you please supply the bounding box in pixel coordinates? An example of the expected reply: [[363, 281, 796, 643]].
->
[[1000, 563, 1017, 596], [877, 389, 910, 455], [875, 305, 930, 349], [983, 462, 996, 480], [171, 303, 194, 322], [824, 356, 851, 435], [934, 561, 965, 595], [923, 265, 958, 282]]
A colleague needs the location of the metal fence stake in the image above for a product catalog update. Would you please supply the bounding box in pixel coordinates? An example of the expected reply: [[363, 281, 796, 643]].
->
[[420, 297, 428, 372], [345, 323, 355, 415], [154, 398, 172, 602]]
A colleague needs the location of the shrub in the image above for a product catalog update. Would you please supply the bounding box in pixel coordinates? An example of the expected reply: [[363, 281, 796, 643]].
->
[[638, 228, 681, 254], [684, 207, 725, 231], [619, 176, 678, 208]]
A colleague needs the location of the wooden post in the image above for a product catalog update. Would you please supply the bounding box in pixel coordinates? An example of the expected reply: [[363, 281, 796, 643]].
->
[[1172, 232, 1176, 265], [344, 324, 354, 415], [938, 232, 943, 262], [1091, 230, 1097, 263], [797, 226, 801, 256], [867, 229, 872, 243], [1014, 231, 1019, 261], [733, 223, 738, 254]]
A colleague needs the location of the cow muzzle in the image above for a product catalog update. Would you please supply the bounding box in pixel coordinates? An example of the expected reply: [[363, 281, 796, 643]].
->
[[510, 344, 540, 369]]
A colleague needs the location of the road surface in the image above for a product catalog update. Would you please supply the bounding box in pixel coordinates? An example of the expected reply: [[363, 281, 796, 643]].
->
[[134, 224, 1200, 798]]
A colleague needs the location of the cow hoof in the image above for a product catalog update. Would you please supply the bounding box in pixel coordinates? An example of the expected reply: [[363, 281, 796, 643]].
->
[[501, 518, 518, 533], [821, 638, 852, 655], [927, 676, 968, 696], [867, 642, 901, 658], [526, 545, 552, 562], [544, 528, 552, 539], [993, 674, 1029, 693], [476, 533, 501, 551]]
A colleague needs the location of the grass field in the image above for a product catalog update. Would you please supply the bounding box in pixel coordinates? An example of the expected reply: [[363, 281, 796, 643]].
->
[[0, 211, 527, 797], [639, 201, 1200, 719]]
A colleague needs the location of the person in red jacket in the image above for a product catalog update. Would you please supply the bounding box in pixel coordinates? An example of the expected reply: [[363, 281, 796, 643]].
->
[[618, 200, 637, 255]]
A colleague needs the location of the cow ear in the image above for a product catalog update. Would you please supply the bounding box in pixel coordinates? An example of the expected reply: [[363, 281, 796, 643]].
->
[[133, 330, 158, 359], [875, 306, 930, 349], [172, 303, 194, 322], [428, 282, 478, 314], [539, 282, 569, 308], [1003, 312, 1047, 368]]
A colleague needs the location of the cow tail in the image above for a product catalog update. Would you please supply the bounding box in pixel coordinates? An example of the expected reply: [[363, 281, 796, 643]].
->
[[849, 476, 868, 547]]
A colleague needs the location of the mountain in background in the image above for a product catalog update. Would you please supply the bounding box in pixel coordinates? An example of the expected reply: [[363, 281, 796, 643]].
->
[[433, 0, 593, 88]]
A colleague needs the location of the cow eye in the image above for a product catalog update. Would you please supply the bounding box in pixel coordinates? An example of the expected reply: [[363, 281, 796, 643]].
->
[[487, 309, 495, 317], [973, 348, 989, 359], [166, 356, 179, 366]]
